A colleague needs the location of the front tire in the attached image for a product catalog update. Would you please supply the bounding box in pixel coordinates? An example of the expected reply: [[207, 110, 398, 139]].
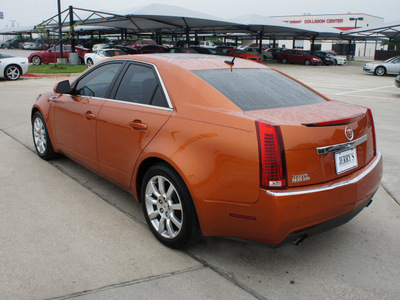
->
[[281, 57, 288, 64], [4, 65, 21, 80], [374, 66, 386, 76], [304, 59, 311, 65], [141, 163, 201, 249], [32, 111, 56, 160]]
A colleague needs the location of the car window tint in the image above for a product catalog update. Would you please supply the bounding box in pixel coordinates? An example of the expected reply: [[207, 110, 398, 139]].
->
[[193, 68, 326, 111], [114, 64, 167, 107], [75, 63, 122, 98]]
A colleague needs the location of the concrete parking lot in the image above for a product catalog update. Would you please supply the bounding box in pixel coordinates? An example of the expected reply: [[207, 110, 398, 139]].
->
[[0, 54, 399, 300]]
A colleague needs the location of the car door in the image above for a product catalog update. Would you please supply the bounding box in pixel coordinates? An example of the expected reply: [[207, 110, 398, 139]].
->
[[96, 62, 172, 189], [386, 57, 400, 74], [53, 62, 124, 172]]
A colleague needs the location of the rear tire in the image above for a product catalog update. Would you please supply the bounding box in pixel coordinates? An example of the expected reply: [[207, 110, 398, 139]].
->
[[86, 58, 94, 67], [31, 56, 42, 65], [141, 163, 201, 249]]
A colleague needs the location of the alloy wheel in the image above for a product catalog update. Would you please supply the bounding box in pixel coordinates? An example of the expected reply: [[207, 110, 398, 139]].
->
[[5, 66, 20, 80], [33, 117, 47, 155], [144, 175, 183, 239]]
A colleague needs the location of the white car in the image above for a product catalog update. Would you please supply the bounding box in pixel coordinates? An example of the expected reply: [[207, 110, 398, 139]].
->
[[92, 43, 109, 51], [363, 56, 400, 76], [84, 48, 128, 67], [198, 41, 217, 48], [0, 52, 29, 80], [23, 42, 36, 50]]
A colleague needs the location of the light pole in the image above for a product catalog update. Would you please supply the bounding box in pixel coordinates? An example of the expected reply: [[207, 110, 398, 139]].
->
[[349, 17, 364, 29], [349, 17, 364, 58]]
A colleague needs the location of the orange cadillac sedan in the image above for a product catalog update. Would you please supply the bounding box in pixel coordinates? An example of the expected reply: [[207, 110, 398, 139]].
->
[[31, 54, 382, 249]]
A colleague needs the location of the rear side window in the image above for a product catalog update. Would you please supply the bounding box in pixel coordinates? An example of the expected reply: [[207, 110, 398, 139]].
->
[[114, 64, 168, 107], [192, 68, 326, 111]]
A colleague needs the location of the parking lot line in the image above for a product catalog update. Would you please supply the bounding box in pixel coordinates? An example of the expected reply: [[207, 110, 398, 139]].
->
[[334, 85, 395, 95]]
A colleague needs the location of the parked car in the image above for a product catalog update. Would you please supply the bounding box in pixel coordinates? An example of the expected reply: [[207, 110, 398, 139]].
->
[[31, 54, 382, 248], [363, 56, 400, 76], [139, 45, 167, 54], [238, 43, 270, 51], [92, 43, 108, 51], [310, 51, 335, 65], [395, 72, 400, 88], [28, 45, 89, 65], [198, 41, 217, 48], [218, 47, 262, 63], [168, 47, 198, 53], [279, 50, 322, 65], [104, 45, 139, 54], [246, 47, 283, 60], [0, 39, 22, 49], [316, 51, 347, 65], [22, 41, 37, 50], [0, 52, 29, 80], [128, 39, 158, 49], [189, 46, 217, 54], [84, 48, 128, 67]]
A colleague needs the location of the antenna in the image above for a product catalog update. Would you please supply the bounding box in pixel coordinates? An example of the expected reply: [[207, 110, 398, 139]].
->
[[224, 56, 236, 72]]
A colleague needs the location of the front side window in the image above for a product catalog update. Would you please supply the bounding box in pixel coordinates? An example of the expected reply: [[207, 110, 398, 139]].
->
[[114, 64, 167, 107], [74, 63, 123, 98]]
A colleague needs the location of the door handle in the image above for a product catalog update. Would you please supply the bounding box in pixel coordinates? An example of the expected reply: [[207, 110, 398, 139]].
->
[[129, 120, 148, 130], [85, 111, 96, 120]]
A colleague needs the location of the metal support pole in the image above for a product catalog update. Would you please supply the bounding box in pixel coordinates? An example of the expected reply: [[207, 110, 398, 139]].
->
[[69, 6, 75, 53], [311, 37, 315, 51], [258, 31, 263, 53], [293, 37, 296, 49], [57, 0, 63, 58]]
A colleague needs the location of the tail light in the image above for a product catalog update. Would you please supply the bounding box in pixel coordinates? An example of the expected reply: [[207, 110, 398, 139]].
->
[[366, 108, 377, 155], [256, 121, 287, 189]]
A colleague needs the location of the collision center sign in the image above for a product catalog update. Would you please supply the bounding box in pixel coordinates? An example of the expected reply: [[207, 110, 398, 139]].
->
[[283, 18, 344, 24]]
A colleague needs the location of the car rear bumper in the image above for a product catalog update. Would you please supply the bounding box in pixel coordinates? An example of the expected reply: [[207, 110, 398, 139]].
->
[[196, 152, 383, 245]]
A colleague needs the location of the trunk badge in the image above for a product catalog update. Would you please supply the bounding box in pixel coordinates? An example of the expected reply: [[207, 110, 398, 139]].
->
[[345, 126, 354, 141], [292, 174, 310, 183]]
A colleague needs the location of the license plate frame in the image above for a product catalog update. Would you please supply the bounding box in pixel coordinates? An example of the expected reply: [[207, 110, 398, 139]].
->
[[335, 147, 358, 174]]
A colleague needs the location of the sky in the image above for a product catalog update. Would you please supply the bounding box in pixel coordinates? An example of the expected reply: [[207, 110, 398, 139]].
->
[[1, 0, 399, 28]]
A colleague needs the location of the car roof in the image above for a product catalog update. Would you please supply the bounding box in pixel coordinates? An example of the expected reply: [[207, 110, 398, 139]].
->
[[107, 53, 268, 71]]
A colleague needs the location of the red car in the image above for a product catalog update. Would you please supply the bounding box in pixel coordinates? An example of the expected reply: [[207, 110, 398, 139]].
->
[[219, 47, 262, 63], [127, 39, 158, 49], [279, 50, 322, 65], [28, 45, 89, 65]]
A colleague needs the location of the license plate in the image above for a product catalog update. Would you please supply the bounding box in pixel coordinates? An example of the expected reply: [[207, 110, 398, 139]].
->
[[335, 147, 358, 174]]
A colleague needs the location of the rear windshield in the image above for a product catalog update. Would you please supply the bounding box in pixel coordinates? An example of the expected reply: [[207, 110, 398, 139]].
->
[[192, 68, 326, 111]]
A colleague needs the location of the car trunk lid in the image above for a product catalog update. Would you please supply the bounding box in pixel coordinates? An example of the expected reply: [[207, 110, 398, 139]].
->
[[245, 101, 376, 188]]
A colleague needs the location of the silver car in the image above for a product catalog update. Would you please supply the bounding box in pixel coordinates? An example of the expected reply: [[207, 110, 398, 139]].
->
[[363, 56, 400, 76]]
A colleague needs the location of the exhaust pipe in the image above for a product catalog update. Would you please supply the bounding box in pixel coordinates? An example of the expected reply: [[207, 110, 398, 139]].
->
[[292, 235, 307, 246]]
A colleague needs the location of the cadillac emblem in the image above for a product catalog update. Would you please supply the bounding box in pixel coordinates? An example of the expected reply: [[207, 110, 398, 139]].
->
[[345, 126, 354, 141]]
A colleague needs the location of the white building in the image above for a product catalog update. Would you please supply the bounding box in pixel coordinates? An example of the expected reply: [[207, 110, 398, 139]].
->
[[269, 13, 385, 57]]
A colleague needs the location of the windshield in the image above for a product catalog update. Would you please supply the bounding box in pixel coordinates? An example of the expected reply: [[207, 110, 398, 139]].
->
[[0, 53, 13, 58], [385, 57, 400, 63], [193, 68, 326, 111]]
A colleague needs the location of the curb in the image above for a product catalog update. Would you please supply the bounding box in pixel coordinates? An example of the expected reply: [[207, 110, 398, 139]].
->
[[22, 73, 81, 78]]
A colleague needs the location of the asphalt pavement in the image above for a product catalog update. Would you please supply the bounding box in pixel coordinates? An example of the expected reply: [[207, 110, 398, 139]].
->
[[0, 56, 399, 300]]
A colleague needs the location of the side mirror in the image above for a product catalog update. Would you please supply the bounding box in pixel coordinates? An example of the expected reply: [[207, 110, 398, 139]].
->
[[54, 80, 71, 94]]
